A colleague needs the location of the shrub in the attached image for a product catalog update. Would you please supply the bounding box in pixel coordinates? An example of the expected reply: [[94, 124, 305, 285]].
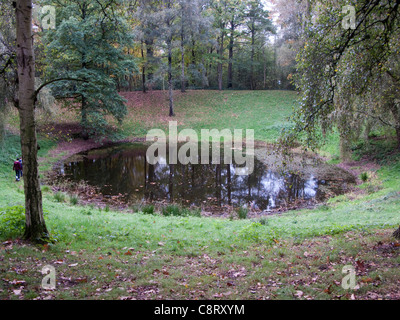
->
[[237, 206, 248, 219], [69, 194, 79, 205], [161, 204, 200, 217], [41, 185, 51, 192], [258, 217, 268, 225], [162, 205, 183, 217], [190, 208, 202, 218], [0, 205, 25, 238], [142, 204, 155, 215], [360, 172, 369, 183], [54, 191, 66, 203]]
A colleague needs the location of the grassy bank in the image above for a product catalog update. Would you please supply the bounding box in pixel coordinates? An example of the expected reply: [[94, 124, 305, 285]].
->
[[1, 90, 400, 300]]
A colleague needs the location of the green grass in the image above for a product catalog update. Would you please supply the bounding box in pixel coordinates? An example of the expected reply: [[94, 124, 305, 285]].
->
[[120, 90, 297, 142], [1, 90, 400, 300]]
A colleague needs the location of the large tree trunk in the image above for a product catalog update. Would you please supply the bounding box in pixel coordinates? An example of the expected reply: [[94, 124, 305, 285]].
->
[[16, 0, 48, 242]]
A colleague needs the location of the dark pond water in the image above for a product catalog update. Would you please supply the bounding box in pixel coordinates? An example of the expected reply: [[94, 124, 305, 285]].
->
[[58, 143, 330, 212]]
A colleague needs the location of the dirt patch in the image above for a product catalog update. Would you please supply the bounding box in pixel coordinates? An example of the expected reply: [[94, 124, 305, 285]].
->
[[337, 157, 381, 184], [120, 91, 188, 129]]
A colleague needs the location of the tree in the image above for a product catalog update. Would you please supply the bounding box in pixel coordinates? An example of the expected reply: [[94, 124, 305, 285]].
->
[[226, 0, 246, 89], [272, 0, 311, 90], [245, 0, 274, 90], [15, 0, 49, 242], [210, 0, 230, 91], [285, 0, 400, 153], [280, 0, 400, 238], [134, 0, 163, 91], [175, 0, 207, 92], [0, 0, 17, 141], [42, 0, 136, 139], [176, 0, 213, 90], [161, 0, 179, 116]]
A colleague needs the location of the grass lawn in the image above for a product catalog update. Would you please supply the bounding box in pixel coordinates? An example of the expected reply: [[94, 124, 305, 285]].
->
[[119, 90, 297, 141], [1, 90, 400, 300]]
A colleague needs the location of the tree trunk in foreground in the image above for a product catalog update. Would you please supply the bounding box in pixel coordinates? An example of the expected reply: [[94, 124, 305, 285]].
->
[[393, 226, 400, 240], [16, 0, 48, 242]]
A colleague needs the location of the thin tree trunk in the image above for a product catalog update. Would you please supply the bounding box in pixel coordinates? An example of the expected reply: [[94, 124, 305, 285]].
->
[[206, 46, 213, 82], [16, 0, 48, 242], [339, 133, 351, 162], [250, 23, 255, 90], [141, 41, 146, 93], [81, 95, 89, 140], [145, 38, 154, 86], [227, 23, 234, 89], [181, 32, 186, 93], [388, 103, 400, 150], [217, 33, 224, 91], [168, 38, 175, 117], [263, 47, 267, 89], [191, 38, 196, 65]]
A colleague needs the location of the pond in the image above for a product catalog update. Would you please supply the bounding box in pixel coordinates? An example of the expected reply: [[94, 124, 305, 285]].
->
[[57, 143, 353, 213]]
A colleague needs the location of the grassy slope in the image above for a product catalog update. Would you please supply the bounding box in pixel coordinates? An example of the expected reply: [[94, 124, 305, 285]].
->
[[0, 90, 399, 300], [119, 90, 296, 141]]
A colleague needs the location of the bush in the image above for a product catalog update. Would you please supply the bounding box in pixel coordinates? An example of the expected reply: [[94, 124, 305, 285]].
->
[[69, 194, 79, 205], [190, 208, 202, 218], [54, 192, 66, 203], [258, 217, 268, 225], [162, 205, 184, 217], [360, 172, 369, 182], [0, 205, 25, 238], [41, 185, 51, 192], [162, 204, 201, 217], [142, 204, 155, 215], [237, 206, 248, 219]]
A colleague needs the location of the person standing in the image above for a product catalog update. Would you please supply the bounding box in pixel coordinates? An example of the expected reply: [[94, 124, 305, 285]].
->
[[13, 158, 22, 181]]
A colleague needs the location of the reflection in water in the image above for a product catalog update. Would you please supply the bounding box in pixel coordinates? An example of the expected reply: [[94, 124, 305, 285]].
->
[[59, 144, 324, 211]]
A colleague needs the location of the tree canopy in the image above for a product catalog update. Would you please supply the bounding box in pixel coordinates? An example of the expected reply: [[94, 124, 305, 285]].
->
[[282, 0, 400, 155]]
